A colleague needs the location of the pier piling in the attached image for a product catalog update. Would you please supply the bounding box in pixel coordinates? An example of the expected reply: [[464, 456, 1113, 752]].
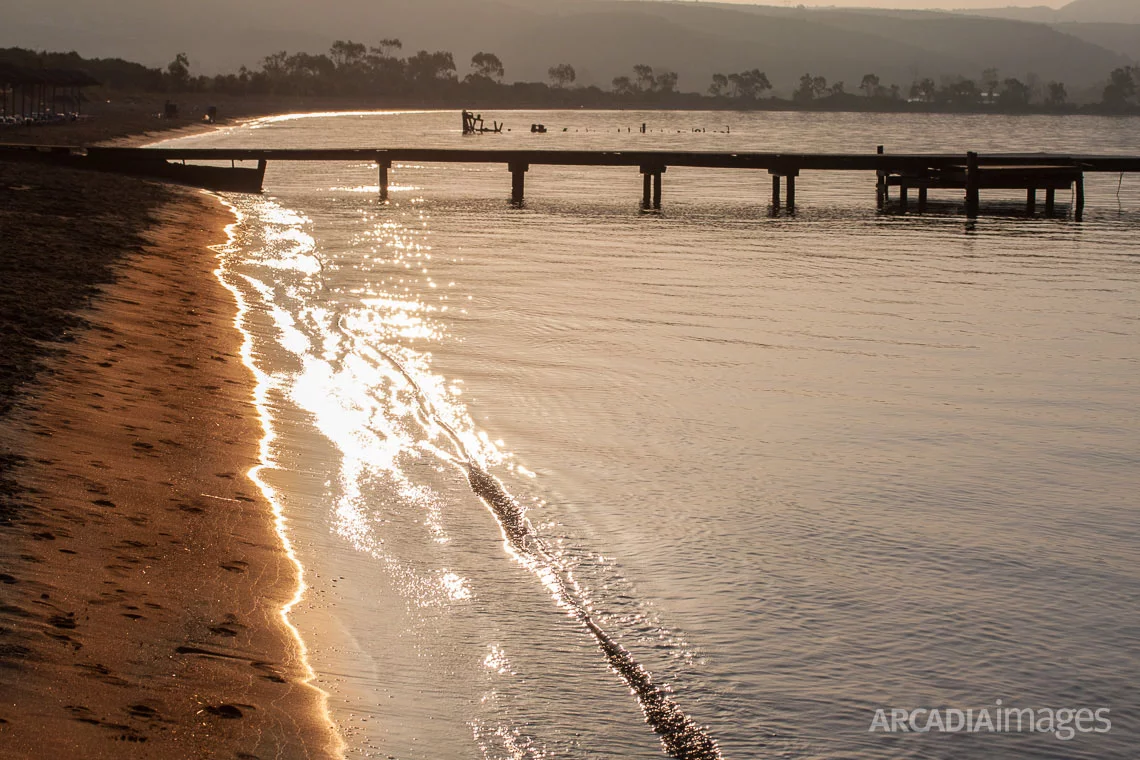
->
[[510, 162, 528, 205], [966, 152, 980, 217], [1045, 188, 1056, 215], [641, 166, 665, 210], [1027, 188, 1036, 214], [769, 169, 798, 212], [377, 160, 390, 201], [876, 146, 886, 210]]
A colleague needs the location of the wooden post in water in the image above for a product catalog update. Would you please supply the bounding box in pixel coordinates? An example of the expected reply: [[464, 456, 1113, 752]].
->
[[640, 166, 664, 209], [1075, 175, 1085, 219], [1045, 188, 1056, 215], [509, 162, 528, 205], [876, 145, 886, 210], [378, 160, 390, 201], [786, 171, 799, 212], [771, 173, 781, 211], [966, 152, 980, 217], [1026, 188, 1036, 214], [918, 187, 928, 213], [899, 185, 909, 213]]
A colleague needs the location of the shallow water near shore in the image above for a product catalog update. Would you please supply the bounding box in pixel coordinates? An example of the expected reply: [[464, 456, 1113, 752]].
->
[[166, 111, 1137, 759]]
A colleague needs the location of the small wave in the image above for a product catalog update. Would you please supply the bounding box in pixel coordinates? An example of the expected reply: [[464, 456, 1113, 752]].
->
[[357, 326, 723, 759]]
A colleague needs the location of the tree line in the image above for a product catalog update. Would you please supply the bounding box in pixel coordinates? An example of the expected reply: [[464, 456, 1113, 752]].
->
[[5, 43, 1140, 113], [159, 45, 1140, 113]]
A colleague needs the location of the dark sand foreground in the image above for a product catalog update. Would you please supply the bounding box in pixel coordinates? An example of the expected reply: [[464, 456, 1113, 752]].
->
[[0, 163, 340, 757]]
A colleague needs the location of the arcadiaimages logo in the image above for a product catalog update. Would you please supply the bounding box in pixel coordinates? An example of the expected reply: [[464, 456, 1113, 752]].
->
[[868, 700, 1111, 741]]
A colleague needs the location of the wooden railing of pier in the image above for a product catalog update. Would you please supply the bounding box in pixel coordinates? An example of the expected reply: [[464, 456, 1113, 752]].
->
[[4, 144, 1139, 217]]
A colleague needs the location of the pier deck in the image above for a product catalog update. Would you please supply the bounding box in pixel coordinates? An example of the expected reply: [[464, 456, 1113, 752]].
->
[[3, 144, 1138, 217]]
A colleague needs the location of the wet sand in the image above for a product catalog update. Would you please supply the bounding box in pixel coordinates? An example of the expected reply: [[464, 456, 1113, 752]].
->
[[0, 163, 339, 757]]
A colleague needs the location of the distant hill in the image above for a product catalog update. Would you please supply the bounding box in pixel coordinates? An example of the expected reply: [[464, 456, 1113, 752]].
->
[[1059, 0, 1140, 23], [1055, 23, 1140, 62], [0, 0, 1131, 96], [964, 0, 1140, 24]]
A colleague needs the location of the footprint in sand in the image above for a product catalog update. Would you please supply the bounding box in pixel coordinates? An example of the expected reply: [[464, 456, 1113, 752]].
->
[[251, 661, 287, 684], [203, 703, 251, 719], [48, 613, 77, 629], [126, 704, 159, 721], [209, 613, 246, 638]]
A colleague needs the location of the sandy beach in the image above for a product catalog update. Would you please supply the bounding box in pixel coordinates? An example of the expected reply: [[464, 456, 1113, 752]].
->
[[0, 160, 339, 756]]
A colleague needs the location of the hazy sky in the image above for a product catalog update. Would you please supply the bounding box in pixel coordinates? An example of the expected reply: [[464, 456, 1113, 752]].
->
[[708, 1, 1067, 8]]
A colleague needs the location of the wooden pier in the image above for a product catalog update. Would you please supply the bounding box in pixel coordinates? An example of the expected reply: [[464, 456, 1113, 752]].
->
[[3, 143, 1139, 217]]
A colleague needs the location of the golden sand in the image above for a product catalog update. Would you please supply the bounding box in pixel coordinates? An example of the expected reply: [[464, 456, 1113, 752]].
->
[[0, 168, 339, 758]]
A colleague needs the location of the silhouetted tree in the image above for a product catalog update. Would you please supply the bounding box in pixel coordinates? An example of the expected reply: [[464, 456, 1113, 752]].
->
[[709, 73, 729, 96], [909, 78, 936, 103], [830, 81, 845, 96], [470, 52, 504, 82], [633, 64, 656, 92], [860, 73, 880, 98], [794, 73, 827, 102], [981, 67, 1000, 98], [366, 40, 404, 91], [726, 69, 771, 100], [329, 40, 367, 69], [999, 77, 1031, 108], [548, 63, 576, 88], [939, 77, 981, 106], [260, 51, 289, 93], [288, 52, 336, 95], [1102, 67, 1136, 107], [1045, 81, 1067, 106], [166, 52, 190, 91], [406, 50, 456, 83], [655, 70, 679, 94], [374, 39, 402, 57], [612, 75, 636, 95], [328, 40, 370, 93]]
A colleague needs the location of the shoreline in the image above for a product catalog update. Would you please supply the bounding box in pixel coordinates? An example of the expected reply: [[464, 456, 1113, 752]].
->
[[5, 99, 1139, 154], [0, 162, 339, 756]]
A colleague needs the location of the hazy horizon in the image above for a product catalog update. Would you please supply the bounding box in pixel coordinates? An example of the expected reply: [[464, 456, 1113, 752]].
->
[[2, 0, 1134, 89], [679, 1, 1067, 8]]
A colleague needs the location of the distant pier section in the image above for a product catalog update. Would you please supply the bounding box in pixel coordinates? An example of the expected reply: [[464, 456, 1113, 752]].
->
[[3, 143, 1140, 218]]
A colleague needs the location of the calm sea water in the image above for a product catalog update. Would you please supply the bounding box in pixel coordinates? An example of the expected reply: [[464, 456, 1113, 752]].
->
[[167, 111, 1138, 759]]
